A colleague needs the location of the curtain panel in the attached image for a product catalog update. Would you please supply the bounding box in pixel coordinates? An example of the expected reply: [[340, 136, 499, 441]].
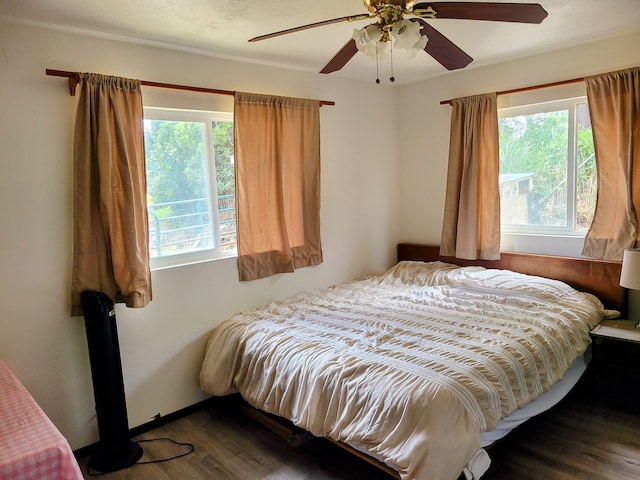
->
[[440, 92, 501, 260], [234, 92, 322, 281], [582, 67, 640, 261], [70, 73, 152, 316]]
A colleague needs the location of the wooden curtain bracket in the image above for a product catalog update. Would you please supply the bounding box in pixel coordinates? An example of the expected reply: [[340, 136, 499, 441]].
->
[[68, 74, 80, 96], [45, 70, 80, 96]]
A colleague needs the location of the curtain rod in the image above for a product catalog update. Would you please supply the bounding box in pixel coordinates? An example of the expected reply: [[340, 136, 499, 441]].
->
[[45, 69, 335, 107], [440, 76, 584, 105]]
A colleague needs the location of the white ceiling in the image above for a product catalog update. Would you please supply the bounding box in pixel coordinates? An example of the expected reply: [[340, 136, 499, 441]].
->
[[2, 0, 639, 85]]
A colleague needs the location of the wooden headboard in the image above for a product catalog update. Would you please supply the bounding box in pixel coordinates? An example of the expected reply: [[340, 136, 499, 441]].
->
[[397, 243, 626, 314]]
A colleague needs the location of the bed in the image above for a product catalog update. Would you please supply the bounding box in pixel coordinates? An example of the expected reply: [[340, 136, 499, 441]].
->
[[200, 244, 623, 480]]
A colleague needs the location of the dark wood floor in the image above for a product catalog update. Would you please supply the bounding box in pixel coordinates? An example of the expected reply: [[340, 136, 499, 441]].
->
[[78, 386, 640, 480]]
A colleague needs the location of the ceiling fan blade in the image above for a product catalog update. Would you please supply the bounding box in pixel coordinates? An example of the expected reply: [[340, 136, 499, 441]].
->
[[411, 18, 473, 70], [320, 39, 359, 74], [249, 13, 371, 42], [414, 2, 548, 23]]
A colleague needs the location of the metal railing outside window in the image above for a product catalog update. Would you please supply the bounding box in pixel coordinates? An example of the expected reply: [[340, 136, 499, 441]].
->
[[148, 194, 236, 257]]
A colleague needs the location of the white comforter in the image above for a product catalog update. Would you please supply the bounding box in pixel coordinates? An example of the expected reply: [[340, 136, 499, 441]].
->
[[200, 261, 606, 480]]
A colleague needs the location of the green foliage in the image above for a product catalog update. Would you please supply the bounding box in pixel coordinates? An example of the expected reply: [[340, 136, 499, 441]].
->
[[576, 122, 597, 230], [144, 118, 235, 204], [144, 120, 207, 207], [499, 103, 596, 230], [212, 121, 234, 195], [500, 111, 568, 192], [499, 110, 570, 226]]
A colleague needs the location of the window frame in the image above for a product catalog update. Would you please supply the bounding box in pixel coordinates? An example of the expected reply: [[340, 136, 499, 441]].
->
[[498, 96, 591, 238], [143, 106, 236, 270]]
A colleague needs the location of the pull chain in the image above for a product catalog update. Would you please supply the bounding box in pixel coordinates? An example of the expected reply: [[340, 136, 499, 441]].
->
[[375, 41, 381, 84], [389, 41, 395, 83]]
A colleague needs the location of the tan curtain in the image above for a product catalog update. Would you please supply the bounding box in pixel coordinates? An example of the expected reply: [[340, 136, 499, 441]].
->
[[582, 67, 640, 260], [234, 92, 322, 281], [70, 73, 152, 316], [440, 92, 501, 260]]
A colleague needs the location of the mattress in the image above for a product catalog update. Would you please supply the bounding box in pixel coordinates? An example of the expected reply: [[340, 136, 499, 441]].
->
[[200, 261, 608, 480]]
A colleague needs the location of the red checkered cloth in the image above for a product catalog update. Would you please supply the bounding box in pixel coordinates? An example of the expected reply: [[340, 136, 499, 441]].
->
[[0, 360, 84, 480]]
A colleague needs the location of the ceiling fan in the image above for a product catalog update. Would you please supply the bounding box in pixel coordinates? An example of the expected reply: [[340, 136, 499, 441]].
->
[[249, 1, 548, 78]]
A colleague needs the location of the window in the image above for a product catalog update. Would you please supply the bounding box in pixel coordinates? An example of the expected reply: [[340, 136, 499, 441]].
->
[[498, 98, 596, 237], [143, 107, 235, 268]]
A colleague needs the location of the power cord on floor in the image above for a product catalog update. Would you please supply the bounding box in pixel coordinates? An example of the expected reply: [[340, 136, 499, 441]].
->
[[87, 437, 195, 476], [136, 437, 196, 465], [136, 437, 195, 464]]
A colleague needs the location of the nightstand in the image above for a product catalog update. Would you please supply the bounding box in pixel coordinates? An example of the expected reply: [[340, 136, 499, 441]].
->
[[591, 319, 640, 344], [590, 319, 640, 411]]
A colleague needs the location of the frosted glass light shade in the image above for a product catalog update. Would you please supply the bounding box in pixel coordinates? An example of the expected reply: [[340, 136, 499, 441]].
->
[[620, 248, 640, 290], [353, 20, 426, 63], [391, 19, 427, 56], [353, 25, 384, 60]]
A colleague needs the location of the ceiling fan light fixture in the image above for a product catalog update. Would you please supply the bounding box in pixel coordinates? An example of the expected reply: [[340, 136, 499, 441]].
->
[[353, 24, 387, 60], [391, 19, 427, 56], [354, 18, 426, 63]]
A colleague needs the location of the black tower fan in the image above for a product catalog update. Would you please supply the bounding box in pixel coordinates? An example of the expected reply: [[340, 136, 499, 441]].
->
[[81, 290, 143, 473]]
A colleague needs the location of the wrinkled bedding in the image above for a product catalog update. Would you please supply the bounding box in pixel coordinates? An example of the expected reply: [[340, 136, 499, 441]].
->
[[200, 261, 606, 480]]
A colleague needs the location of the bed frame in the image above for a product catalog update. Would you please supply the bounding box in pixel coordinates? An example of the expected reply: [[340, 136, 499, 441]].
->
[[397, 243, 625, 314]]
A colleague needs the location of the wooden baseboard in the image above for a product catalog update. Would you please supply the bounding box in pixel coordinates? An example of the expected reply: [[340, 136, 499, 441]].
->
[[73, 396, 220, 459]]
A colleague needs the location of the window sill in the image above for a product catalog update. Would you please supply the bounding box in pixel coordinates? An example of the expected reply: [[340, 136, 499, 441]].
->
[[150, 250, 237, 271], [501, 232, 587, 258]]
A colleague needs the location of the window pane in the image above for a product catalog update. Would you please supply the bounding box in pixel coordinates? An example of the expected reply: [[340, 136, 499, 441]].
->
[[212, 120, 236, 251], [144, 119, 213, 257], [499, 110, 569, 228], [576, 102, 596, 232]]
